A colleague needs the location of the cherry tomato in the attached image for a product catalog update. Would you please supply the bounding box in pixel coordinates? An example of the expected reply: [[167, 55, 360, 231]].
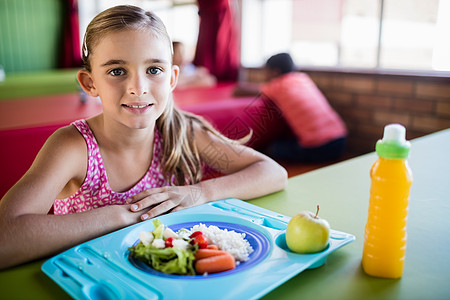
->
[[189, 231, 204, 238], [189, 231, 209, 248], [189, 231, 208, 249], [165, 237, 174, 248], [193, 234, 208, 249]]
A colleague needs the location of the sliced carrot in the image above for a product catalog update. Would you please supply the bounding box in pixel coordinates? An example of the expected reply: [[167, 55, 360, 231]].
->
[[194, 248, 226, 260], [195, 252, 236, 274], [206, 244, 219, 250]]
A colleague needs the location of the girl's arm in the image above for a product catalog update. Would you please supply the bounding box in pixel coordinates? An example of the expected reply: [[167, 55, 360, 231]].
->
[[195, 125, 288, 201], [0, 126, 140, 269], [128, 124, 288, 218]]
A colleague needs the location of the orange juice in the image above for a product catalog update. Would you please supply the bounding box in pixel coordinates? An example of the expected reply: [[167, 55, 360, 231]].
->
[[362, 124, 413, 278]]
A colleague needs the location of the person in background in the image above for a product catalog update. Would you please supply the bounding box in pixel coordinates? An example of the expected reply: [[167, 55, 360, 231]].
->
[[254, 52, 347, 162], [172, 41, 216, 89], [0, 5, 287, 270]]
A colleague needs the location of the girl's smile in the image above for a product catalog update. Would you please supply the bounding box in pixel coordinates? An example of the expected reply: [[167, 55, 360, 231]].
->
[[121, 102, 154, 114]]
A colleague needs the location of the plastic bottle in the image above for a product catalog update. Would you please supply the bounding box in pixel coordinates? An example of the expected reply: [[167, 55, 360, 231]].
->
[[362, 123, 413, 278]]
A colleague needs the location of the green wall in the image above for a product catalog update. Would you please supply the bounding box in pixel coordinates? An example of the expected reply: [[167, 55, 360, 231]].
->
[[0, 0, 63, 73]]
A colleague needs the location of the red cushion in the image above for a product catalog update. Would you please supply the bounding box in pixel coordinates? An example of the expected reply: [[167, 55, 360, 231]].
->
[[183, 96, 289, 148], [0, 124, 63, 198]]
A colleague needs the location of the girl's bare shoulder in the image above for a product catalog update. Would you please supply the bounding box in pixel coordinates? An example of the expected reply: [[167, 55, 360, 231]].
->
[[44, 124, 86, 154], [31, 124, 88, 173], [4, 124, 89, 210]]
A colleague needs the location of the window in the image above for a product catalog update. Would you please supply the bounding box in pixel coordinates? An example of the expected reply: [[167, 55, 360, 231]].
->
[[78, 0, 199, 61], [240, 0, 450, 72]]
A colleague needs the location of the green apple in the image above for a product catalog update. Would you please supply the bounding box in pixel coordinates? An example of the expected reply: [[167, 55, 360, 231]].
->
[[286, 205, 330, 253]]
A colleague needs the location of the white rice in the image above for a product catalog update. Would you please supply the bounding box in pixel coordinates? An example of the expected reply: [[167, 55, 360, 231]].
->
[[189, 223, 253, 262]]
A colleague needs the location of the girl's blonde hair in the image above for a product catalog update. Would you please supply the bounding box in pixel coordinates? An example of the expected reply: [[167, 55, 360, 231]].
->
[[82, 5, 248, 185]]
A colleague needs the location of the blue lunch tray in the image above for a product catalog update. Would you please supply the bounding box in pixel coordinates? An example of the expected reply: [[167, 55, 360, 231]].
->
[[42, 198, 355, 300]]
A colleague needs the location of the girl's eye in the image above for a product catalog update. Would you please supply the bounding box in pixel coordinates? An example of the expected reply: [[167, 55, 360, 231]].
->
[[109, 68, 125, 76], [148, 67, 162, 75]]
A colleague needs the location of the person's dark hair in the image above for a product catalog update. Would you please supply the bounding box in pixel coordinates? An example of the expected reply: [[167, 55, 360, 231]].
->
[[265, 53, 294, 74]]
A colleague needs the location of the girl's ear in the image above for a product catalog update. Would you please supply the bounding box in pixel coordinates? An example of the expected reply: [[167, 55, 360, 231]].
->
[[77, 70, 98, 97], [169, 65, 179, 92]]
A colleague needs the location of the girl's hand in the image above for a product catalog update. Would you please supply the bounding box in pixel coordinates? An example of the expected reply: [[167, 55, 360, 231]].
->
[[126, 185, 206, 220]]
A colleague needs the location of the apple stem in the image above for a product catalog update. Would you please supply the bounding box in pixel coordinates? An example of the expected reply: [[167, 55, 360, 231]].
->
[[315, 205, 319, 218]]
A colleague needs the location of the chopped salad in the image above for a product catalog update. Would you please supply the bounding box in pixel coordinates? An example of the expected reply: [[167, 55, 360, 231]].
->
[[128, 219, 253, 275]]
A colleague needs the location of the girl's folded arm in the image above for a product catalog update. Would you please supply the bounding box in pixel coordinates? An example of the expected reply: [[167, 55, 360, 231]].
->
[[0, 126, 138, 269]]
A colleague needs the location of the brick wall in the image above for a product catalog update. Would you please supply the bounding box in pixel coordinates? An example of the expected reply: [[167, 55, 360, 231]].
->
[[244, 68, 450, 155]]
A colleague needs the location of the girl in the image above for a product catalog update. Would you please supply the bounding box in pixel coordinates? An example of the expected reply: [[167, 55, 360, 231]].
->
[[0, 5, 287, 269]]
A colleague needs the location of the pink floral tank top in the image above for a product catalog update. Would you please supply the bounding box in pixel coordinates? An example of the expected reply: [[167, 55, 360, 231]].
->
[[53, 119, 170, 215]]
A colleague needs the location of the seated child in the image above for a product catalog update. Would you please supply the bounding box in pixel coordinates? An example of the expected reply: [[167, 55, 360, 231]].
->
[[172, 41, 216, 89], [0, 6, 287, 269], [260, 53, 347, 162]]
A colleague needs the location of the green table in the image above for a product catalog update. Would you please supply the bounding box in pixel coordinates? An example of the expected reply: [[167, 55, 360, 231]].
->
[[1, 129, 449, 300]]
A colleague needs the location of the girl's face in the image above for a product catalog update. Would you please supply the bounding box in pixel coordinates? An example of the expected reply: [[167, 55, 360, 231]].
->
[[79, 29, 178, 130]]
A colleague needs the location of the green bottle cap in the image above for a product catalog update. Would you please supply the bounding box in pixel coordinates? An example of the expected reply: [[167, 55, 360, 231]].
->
[[376, 124, 411, 159]]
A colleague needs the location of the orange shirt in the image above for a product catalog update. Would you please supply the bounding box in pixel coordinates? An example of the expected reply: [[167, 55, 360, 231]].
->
[[261, 72, 347, 147]]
